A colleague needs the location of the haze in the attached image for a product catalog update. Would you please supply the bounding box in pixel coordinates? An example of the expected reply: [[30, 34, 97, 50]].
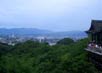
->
[[0, 0, 102, 31]]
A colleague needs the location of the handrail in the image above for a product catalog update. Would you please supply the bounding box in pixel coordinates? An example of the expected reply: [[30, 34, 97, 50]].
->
[[86, 47, 102, 55], [87, 47, 102, 53]]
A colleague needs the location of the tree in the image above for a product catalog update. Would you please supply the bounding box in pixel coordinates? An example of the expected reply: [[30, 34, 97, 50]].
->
[[57, 38, 74, 45]]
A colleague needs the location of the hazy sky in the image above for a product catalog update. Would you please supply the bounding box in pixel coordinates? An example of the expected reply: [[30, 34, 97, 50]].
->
[[0, 0, 102, 31]]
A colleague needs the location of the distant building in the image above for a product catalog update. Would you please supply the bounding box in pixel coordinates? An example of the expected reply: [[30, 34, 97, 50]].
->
[[36, 36, 46, 43]]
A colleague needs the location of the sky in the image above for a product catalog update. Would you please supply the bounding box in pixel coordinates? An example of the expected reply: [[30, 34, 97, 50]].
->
[[0, 0, 102, 31]]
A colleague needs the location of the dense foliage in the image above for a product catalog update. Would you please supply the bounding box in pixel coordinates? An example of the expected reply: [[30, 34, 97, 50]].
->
[[0, 38, 99, 73], [57, 38, 74, 45]]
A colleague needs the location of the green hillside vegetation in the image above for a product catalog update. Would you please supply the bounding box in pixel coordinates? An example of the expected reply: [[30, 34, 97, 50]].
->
[[57, 38, 74, 45], [0, 38, 99, 73]]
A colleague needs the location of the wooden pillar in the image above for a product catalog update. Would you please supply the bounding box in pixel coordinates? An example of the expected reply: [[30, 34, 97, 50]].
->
[[97, 33, 101, 44], [92, 34, 94, 41], [94, 34, 96, 43], [99, 33, 102, 45], [96, 34, 98, 44], [98, 33, 100, 44]]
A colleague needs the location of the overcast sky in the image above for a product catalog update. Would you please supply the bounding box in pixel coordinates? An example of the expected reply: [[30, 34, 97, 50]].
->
[[0, 0, 102, 31]]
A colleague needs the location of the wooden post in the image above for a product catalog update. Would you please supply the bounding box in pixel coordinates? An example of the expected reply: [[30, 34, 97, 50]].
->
[[92, 34, 94, 41]]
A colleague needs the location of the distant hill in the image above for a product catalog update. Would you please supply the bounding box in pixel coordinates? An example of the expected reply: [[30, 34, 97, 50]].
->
[[0, 28, 52, 36], [0, 28, 87, 39], [47, 31, 88, 39]]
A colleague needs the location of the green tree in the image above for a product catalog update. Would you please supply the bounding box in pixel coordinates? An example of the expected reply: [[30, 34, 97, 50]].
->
[[57, 38, 74, 45]]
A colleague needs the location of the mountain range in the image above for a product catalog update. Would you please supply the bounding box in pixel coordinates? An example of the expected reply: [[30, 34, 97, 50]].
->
[[0, 28, 87, 39], [0, 28, 51, 36]]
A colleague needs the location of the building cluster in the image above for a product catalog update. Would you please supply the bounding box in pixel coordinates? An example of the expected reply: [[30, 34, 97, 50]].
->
[[0, 35, 60, 46]]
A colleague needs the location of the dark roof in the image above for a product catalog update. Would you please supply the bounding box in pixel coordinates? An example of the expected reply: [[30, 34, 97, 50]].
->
[[88, 20, 102, 33]]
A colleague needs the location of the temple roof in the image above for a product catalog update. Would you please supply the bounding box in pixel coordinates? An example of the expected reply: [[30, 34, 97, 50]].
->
[[88, 20, 102, 33]]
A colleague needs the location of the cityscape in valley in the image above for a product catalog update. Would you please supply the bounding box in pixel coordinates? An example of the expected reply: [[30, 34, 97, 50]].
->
[[0, 28, 87, 46]]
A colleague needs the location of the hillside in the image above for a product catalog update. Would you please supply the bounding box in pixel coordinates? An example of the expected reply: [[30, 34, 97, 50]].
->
[[0, 38, 99, 73]]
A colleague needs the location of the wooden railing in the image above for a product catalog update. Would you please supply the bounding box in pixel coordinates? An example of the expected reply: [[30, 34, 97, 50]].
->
[[85, 47, 102, 55]]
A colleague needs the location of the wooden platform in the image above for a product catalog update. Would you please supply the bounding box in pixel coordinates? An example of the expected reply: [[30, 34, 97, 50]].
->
[[85, 48, 102, 56], [85, 47, 102, 70]]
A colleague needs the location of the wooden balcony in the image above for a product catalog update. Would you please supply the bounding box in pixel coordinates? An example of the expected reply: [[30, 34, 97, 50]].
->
[[85, 47, 102, 70], [85, 47, 102, 56]]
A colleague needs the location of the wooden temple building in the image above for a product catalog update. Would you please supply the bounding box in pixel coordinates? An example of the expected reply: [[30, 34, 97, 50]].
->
[[86, 20, 102, 70]]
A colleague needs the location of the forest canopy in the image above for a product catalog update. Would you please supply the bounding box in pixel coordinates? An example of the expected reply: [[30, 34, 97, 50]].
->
[[0, 38, 99, 73]]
